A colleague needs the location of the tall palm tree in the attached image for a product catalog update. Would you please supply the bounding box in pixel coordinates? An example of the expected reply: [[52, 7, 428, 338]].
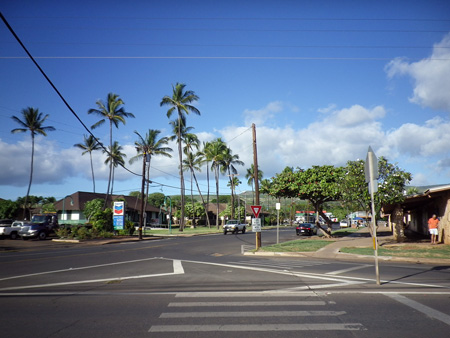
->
[[221, 147, 244, 219], [182, 138, 211, 228], [246, 164, 264, 205], [204, 138, 227, 228], [74, 134, 101, 193], [129, 129, 172, 219], [88, 93, 134, 207], [161, 84, 200, 231], [11, 107, 55, 219], [103, 141, 126, 195]]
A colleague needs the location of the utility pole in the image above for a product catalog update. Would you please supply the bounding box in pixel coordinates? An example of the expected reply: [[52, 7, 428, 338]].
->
[[252, 123, 261, 249], [139, 153, 146, 240]]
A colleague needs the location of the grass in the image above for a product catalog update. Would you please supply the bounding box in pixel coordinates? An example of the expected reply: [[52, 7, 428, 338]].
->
[[259, 239, 335, 252], [341, 244, 450, 259], [142, 226, 222, 236]]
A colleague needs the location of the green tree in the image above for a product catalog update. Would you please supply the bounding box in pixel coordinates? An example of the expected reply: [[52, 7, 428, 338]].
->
[[83, 198, 104, 222], [204, 138, 227, 228], [129, 129, 172, 216], [246, 164, 264, 205], [221, 147, 244, 220], [88, 93, 134, 206], [74, 134, 101, 193], [147, 192, 166, 208], [0, 199, 19, 219], [341, 157, 412, 217], [160, 83, 200, 231], [11, 107, 55, 219], [103, 141, 126, 195]]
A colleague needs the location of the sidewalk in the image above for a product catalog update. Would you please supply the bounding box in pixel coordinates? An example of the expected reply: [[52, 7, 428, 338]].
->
[[247, 227, 450, 265]]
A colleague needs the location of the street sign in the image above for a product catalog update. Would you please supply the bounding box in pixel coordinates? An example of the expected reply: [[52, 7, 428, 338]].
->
[[252, 218, 261, 232], [113, 201, 125, 230], [251, 205, 262, 218]]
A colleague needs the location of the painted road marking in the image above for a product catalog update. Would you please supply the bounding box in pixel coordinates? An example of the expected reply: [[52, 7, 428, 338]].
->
[[169, 301, 327, 307], [149, 323, 366, 332], [160, 310, 347, 318], [326, 264, 371, 275], [386, 293, 450, 326]]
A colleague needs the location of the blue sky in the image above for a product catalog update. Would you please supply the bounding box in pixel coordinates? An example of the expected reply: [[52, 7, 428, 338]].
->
[[1, 0, 450, 202]]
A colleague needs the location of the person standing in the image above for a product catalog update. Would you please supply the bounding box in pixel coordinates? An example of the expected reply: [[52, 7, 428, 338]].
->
[[428, 214, 439, 245]]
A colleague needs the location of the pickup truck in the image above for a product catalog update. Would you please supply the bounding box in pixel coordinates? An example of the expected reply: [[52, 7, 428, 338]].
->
[[223, 220, 246, 235], [0, 219, 22, 240], [19, 214, 59, 240]]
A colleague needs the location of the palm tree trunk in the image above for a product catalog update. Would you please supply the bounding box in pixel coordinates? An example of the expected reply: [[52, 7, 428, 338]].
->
[[215, 167, 220, 229], [90, 152, 96, 193], [192, 170, 211, 228], [178, 114, 185, 231], [23, 134, 35, 220], [206, 160, 211, 228]]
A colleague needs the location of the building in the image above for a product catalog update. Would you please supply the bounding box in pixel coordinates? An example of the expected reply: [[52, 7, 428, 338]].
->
[[382, 184, 450, 244], [54, 191, 162, 226]]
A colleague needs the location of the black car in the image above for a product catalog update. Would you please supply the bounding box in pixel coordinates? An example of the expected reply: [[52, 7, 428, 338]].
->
[[296, 223, 317, 236]]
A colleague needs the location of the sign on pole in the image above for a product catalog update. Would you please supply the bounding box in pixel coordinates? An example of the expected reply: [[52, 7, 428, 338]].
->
[[251, 205, 262, 218], [113, 201, 125, 230]]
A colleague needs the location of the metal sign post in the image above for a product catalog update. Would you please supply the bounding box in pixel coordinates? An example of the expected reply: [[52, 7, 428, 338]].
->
[[365, 146, 381, 285], [276, 202, 281, 244]]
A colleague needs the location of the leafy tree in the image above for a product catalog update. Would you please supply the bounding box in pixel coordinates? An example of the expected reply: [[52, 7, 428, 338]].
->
[[184, 203, 205, 227], [160, 83, 200, 231], [340, 157, 412, 218], [0, 199, 19, 219], [11, 107, 55, 219], [88, 93, 134, 206], [147, 192, 166, 208], [83, 198, 104, 222], [74, 134, 101, 193]]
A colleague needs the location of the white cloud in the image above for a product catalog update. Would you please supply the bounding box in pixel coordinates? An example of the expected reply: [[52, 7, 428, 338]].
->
[[243, 101, 286, 126], [385, 33, 450, 112]]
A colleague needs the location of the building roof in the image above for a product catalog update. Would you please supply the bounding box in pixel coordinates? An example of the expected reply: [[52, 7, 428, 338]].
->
[[54, 191, 160, 213]]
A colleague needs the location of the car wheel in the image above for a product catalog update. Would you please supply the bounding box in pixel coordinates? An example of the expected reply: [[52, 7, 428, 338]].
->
[[10, 232, 18, 240], [242, 227, 246, 234], [38, 232, 47, 240], [223, 230, 227, 235]]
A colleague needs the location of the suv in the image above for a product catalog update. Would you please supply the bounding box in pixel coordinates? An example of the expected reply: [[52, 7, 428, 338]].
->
[[0, 219, 21, 240], [223, 220, 246, 235], [19, 214, 59, 240]]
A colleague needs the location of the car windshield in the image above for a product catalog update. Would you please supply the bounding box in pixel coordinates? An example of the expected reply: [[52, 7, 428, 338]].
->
[[31, 215, 47, 224]]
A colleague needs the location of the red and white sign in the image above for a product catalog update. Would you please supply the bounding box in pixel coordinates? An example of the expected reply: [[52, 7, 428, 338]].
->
[[251, 205, 262, 218]]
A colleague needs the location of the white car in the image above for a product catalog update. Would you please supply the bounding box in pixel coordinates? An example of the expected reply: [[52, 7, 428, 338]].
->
[[339, 221, 349, 228]]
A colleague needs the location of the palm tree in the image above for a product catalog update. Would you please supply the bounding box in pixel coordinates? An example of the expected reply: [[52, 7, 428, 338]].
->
[[103, 141, 126, 195], [88, 93, 134, 207], [160, 84, 200, 231], [74, 134, 101, 193], [246, 164, 264, 205], [221, 147, 244, 219], [204, 138, 227, 228], [11, 107, 55, 219], [182, 138, 211, 228], [129, 129, 172, 223]]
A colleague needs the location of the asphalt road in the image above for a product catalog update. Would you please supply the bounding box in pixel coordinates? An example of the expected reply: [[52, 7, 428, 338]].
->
[[1, 227, 450, 337]]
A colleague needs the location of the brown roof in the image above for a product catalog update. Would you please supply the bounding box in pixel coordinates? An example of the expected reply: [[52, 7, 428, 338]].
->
[[54, 191, 160, 212]]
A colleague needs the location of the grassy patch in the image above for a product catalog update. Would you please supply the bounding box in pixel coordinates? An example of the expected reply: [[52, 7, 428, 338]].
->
[[143, 226, 222, 235], [340, 244, 450, 259], [259, 239, 334, 252], [329, 228, 359, 237]]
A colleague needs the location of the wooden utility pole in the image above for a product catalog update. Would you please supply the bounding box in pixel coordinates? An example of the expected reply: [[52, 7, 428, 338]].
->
[[252, 123, 261, 249]]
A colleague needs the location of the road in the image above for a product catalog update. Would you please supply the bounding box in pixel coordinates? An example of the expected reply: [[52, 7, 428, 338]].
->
[[1, 227, 450, 337]]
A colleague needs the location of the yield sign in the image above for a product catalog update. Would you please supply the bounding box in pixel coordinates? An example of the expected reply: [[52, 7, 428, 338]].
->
[[251, 205, 262, 218]]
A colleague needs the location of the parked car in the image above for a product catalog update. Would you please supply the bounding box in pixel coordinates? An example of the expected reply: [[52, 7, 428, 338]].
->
[[0, 219, 18, 239], [223, 220, 246, 235], [340, 221, 349, 228], [296, 223, 317, 236], [19, 214, 59, 240]]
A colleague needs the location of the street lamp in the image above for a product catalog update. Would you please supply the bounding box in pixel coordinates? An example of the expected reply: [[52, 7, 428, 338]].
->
[[62, 195, 74, 222], [164, 196, 172, 234]]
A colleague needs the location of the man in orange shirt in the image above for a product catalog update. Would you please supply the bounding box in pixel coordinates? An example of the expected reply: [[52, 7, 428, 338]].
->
[[428, 214, 439, 245]]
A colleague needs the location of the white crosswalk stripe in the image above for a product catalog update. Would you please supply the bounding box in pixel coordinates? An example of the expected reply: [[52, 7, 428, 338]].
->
[[148, 292, 366, 333]]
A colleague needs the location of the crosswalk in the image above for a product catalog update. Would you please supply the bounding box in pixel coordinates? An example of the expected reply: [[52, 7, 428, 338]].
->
[[148, 291, 366, 333], [230, 258, 332, 270]]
